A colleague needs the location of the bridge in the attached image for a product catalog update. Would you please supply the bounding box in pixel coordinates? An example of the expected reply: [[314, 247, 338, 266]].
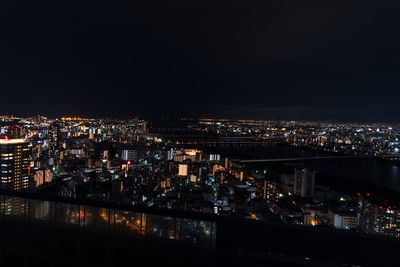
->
[[238, 155, 371, 163]]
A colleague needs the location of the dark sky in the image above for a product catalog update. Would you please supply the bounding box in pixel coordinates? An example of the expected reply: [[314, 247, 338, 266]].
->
[[1, 0, 399, 122]]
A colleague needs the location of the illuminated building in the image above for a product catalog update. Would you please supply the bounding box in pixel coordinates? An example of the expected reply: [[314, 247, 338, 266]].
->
[[178, 164, 188, 176], [359, 198, 380, 234], [49, 123, 60, 149], [294, 169, 315, 198], [0, 137, 32, 191], [103, 150, 109, 159], [258, 178, 280, 202], [330, 211, 359, 230], [121, 149, 138, 161], [172, 149, 202, 162], [359, 197, 400, 237], [223, 157, 231, 170], [167, 148, 175, 160], [33, 169, 53, 186], [209, 154, 220, 161], [212, 164, 224, 176], [184, 149, 202, 156], [173, 154, 197, 162], [190, 174, 197, 183]]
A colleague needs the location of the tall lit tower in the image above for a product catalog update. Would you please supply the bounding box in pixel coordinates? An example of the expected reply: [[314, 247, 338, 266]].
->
[[0, 136, 31, 191]]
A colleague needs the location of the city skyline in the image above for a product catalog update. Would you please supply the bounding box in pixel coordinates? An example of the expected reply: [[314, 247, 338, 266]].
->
[[1, 0, 399, 265], [2, 114, 400, 125], [0, 112, 399, 266]]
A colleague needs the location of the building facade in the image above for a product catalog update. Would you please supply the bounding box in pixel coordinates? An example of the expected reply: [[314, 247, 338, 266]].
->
[[294, 169, 315, 198], [0, 137, 31, 191]]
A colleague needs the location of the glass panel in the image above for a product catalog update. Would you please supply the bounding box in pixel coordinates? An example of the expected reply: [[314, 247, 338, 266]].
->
[[54, 202, 80, 264], [55, 202, 80, 225], [2, 196, 26, 216], [145, 214, 176, 240], [181, 219, 215, 248], [114, 210, 141, 237], [29, 199, 51, 221], [83, 206, 110, 231], [80, 206, 111, 266], [0, 194, 217, 266], [110, 210, 145, 266], [27, 199, 52, 258], [2, 196, 26, 253]]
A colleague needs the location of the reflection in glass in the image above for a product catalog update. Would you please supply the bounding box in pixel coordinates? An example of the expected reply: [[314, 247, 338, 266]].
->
[[0, 195, 216, 251]]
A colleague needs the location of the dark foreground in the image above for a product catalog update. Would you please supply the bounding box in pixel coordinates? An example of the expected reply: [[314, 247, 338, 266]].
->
[[0, 190, 398, 267]]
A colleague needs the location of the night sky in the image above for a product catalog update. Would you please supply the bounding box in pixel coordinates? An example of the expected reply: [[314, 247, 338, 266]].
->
[[1, 0, 399, 122]]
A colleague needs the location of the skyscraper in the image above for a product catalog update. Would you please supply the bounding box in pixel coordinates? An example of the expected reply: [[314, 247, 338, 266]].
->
[[294, 169, 315, 198], [0, 136, 31, 191], [49, 122, 60, 150]]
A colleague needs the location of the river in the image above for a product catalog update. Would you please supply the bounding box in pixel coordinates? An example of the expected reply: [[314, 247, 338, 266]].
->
[[187, 143, 400, 192]]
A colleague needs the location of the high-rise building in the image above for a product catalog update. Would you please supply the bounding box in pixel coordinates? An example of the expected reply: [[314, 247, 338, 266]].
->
[[0, 137, 31, 191], [49, 123, 60, 149], [359, 197, 400, 237], [294, 169, 315, 198]]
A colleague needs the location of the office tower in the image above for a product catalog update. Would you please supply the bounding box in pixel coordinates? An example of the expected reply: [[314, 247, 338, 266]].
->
[[0, 136, 31, 191], [294, 169, 315, 198]]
